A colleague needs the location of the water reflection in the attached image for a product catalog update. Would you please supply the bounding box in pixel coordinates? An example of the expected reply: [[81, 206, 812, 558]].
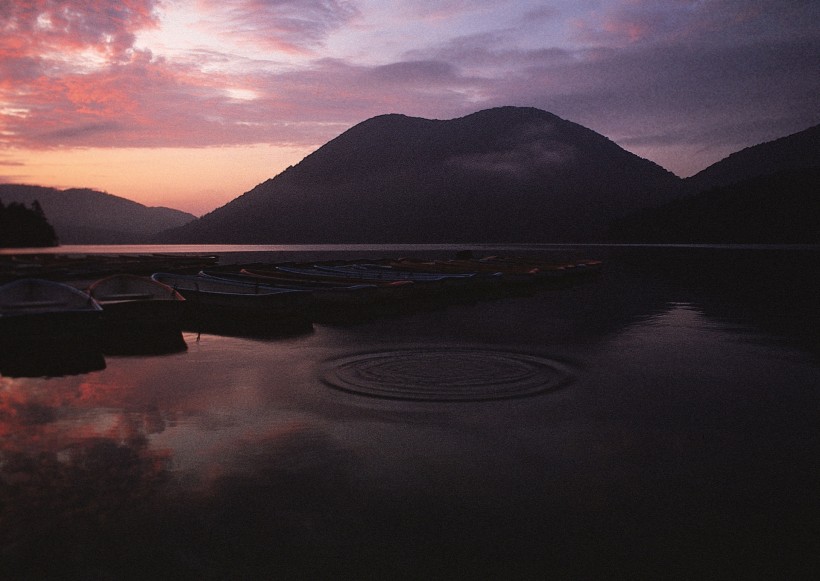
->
[[0, 339, 106, 377], [101, 328, 188, 356], [614, 246, 820, 357], [181, 314, 314, 340], [1, 247, 819, 578], [1, 437, 173, 578]]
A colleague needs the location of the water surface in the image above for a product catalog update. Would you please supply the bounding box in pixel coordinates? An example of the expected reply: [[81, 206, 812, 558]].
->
[[1, 245, 818, 579]]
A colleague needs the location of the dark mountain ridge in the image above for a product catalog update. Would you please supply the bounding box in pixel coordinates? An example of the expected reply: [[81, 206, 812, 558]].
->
[[158, 107, 683, 243], [0, 184, 196, 244], [610, 168, 820, 243], [684, 124, 820, 193], [610, 123, 820, 243]]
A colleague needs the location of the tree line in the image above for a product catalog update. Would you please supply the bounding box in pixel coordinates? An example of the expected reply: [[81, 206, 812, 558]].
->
[[0, 199, 59, 247]]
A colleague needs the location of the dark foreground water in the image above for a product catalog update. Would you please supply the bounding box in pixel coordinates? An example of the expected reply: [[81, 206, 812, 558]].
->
[[2, 245, 819, 580]]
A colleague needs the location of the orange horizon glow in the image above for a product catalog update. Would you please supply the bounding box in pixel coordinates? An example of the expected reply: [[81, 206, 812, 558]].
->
[[0, 144, 313, 216]]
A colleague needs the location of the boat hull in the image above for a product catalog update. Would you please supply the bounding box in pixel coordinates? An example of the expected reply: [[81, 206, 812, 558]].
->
[[0, 278, 105, 376], [89, 274, 188, 354], [151, 273, 313, 336], [0, 278, 102, 338], [205, 269, 407, 323]]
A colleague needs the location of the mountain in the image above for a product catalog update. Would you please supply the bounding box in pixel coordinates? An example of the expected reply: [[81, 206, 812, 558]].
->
[[684, 124, 820, 193], [157, 107, 682, 243], [609, 169, 820, 243], [609, 124, 820, 243], [0, 185, 196, 244]]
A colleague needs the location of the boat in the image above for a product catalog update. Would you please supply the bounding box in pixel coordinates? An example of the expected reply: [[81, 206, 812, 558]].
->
[[240, 265, 418, 304], [276, 263, 476, 298], [267, 261, 511, 306], [313, 263, 476, 283], [201, 270, 381, 307], [473, 256, 602, 276], [270, 264, 417, 286], [390, 255, 602, 283], [316, 262, 514, 301], [200, 269, 393, 324], [151, 272, 313, 335], [0, 278, 102, 336], [89, 274, 185, 315], [0, 278, 105, 376], [88, 274, 187, 354], [390, 257, 548, 279]]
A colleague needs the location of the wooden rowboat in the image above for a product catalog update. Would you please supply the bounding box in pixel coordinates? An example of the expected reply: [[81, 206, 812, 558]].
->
[[201, 269, 401, 324], [242, 265, 417, 303], [314, 263, 476, 282], [0, 278, 102, 333], [151, 272, 313, 335], [201, 270, 381, 308], [89, 274, 185, 313], [88, 274, 187, 353], [475, 256, 602, 276], [0, 278, 105, 375], [315, 262, 512, 299]]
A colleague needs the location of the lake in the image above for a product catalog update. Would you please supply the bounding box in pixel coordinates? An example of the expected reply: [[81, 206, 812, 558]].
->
[[1, 244, 819, 579]]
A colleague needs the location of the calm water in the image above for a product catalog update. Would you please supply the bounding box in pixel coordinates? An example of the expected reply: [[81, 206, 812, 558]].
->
[[1, 245, 819, 579]]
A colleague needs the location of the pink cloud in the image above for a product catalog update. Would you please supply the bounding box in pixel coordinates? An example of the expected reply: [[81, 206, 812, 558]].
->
[[570, 1, 684, 47], [1, 1, 164, 147], [0, 0, 159, 60], [195, 0, 360, 54], [2, 48, 224, 147]]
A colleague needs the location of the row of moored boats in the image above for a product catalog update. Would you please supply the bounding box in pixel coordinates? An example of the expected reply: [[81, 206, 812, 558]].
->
[[0, 256, 601, 367]]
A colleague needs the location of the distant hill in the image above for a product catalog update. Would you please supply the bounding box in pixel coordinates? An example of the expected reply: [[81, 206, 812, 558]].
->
[[610, 124, 820, 243], [685, 124, 820, 193], [157, 107, 682, 243], [0, 185, 196, 244]]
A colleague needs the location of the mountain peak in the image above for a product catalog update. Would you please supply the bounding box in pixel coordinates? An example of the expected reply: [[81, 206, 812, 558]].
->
[[159, 107, 682, 243]]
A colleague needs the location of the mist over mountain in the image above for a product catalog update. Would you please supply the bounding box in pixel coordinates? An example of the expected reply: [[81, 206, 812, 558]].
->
[[0, 185, 196, 244], [157, 107, 683, 243]]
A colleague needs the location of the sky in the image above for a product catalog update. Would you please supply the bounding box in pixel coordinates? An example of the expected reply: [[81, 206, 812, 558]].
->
[[1, 1, 818, 216]]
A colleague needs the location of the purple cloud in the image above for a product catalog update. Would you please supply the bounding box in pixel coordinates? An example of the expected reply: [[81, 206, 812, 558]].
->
[[368, 60, 459, 84]]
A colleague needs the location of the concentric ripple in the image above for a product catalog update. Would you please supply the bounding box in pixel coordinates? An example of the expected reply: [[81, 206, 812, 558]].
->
[[322, 348, 573, 401]]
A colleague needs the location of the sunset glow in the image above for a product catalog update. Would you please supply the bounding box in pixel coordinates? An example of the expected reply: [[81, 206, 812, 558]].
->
[[1, 0, 818, 216]]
